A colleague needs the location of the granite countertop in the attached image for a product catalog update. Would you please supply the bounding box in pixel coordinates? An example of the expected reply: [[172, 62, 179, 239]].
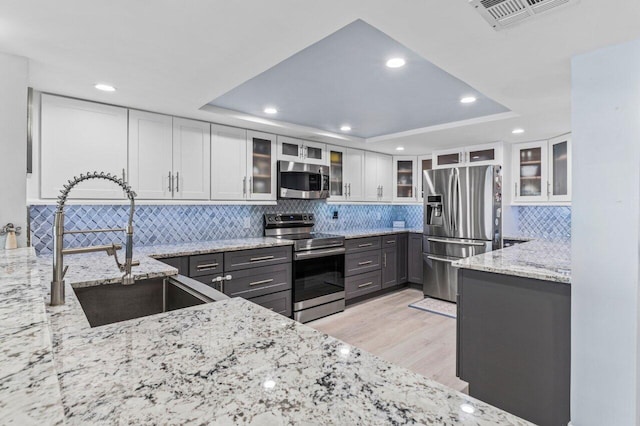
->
[[331, 227, 423, 239], [3, 244, 530, 425], [453, 239, 571, 284]]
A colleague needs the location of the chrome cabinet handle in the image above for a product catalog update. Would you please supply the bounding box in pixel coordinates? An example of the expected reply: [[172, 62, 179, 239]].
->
[[348, 183, 351, 197], [358, 260, 373, 266], [122, 168, 126, 184], [547, 181, 551, 197], [344, 184, 348, 196], [358, 281, 374, 288], [383, 253, 387, 267], [196, 263, 219, 270], [175, 171, 179, 193], [358, 243, 373, 248], [249, 278, 274, 287], [381, 185, 383, 198], [249, 177, 252, 194], [515, 182, 518, 197], [386, 240, 396, 244], [243, 176, 247, 196], [168, 171, 173, 192], [250, 255, 275, 262]]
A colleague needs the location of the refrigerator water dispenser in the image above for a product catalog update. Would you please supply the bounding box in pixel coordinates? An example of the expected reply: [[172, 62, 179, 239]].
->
[[425, 195, 443, 226]]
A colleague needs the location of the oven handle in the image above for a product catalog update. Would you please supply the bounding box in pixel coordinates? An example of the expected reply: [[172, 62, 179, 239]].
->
[[294, 247, 346, 261]]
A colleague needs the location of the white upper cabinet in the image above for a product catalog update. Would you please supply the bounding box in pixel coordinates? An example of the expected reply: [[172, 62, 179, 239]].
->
[[417, 154, 433, 202], [247, 131, 277, 200], [40, 94, 128, 199], [128, 110, 174, 200], [327, 145, 346, 201], [512, 134, 571, 204], [548, 134, 572, 203], [344, 148, 365, 201], [277, 136, 327, 165], [172, 118, 210, 200], [364, 152, 393, 202], [129, 113, 210, 200], [393, 156, 419, 202], [211, 124, 247, 200], [433, 142, 503, 169]]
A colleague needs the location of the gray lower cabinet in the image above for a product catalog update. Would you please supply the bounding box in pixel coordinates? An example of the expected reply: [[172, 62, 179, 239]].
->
[[189, 252, 224, 277], [396, 233, 408, 284], [249, 290, 292, 317], [224, 263, 291, 299], [345, 249, 381, 276], [157, 256, 188, 275], [408, 233, 423, 284], [345, 270, 382, 299], [381, 246, 397, 288], [457, 269, 570, 426], [224, 246, 291, 271]]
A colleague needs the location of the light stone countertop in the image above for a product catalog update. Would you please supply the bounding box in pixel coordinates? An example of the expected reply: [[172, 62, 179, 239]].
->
[[331, 227, 423, 239], [3, 239, 530, 425], [453, 239, 571, 284]]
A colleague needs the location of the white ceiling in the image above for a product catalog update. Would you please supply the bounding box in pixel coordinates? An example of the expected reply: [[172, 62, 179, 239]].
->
[[207, 19, 510, 138], [1, 0, 639, 155]]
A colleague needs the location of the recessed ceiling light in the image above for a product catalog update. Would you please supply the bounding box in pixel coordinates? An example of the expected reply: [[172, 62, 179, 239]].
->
[[386, 58, 406, 68], [512, 128, 525, 134], [340, 125, 351, 132], [460, 96, 476, 104], [94, 83, 116, 92], [396, 146, 405, 151], [263, 107, 278, 114]]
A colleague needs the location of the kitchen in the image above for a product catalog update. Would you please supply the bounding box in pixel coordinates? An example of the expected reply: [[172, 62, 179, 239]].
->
[[1, 1, 639, 425]]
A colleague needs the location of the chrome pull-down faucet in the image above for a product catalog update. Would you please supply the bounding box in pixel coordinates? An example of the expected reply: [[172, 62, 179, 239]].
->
[[50, 171, 138, 306]]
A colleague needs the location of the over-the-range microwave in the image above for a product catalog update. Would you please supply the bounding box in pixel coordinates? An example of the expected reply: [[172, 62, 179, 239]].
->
[[278, 161, 329, 199]]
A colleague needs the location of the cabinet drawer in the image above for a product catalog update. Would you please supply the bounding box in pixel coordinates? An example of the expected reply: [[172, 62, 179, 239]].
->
[[345, 236, 382, 254], [345, 250, 381, 276], [248, 290, 292, 317], [382, 234, 398, 246], [189, 253, 224, 277], [225, 263, 291, 299], [224, 246, 291, 271], [345, 270, 382, 300]]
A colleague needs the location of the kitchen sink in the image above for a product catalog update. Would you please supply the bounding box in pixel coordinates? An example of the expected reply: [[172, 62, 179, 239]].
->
[[73, 275, 228, 328]]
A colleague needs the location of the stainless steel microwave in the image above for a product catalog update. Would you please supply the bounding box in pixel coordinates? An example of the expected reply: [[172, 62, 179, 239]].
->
[[278, 161, 329, 199]]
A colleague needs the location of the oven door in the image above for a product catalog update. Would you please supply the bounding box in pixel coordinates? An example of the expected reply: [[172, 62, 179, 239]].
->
[[293, 248, 345, 310], [278, 161, 329, 199]]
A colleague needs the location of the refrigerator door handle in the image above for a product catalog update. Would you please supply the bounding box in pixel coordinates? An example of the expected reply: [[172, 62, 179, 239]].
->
[[427, 237, 485, 247]]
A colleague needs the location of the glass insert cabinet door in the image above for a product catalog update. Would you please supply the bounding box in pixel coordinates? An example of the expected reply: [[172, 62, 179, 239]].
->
[[418, 155, 433, 200], [247, 131, 276, 200], [549, 135, 572, 202], [513, 141, 548, 202], [396, 160, 414, 199], [329, 149, 344, 198]]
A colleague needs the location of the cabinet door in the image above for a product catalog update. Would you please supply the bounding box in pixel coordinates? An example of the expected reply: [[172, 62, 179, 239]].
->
[[40, 95, 128, 199], [396, 233, 408, 284], [327, 145, 346, 201], [345, 148, 365, 201], [382, 246, 398, 288], [128, 110, 173, 200], [302, 140, 327, 165], [418, 155, 433, 202], [172, 118, 210, 200], [433, 148, 463, 169], [211, 124, 247, 200], [513, 141, 548, 202], [393, 156, 418, 202], [548, 135, 571, 203], [364, 151, 380, 202], [408, 233, 423, 284], [466, 142, 503, 166], [247, 131, 277, 200], [277, 136, 303, 162], [378, 154, 393, 202]]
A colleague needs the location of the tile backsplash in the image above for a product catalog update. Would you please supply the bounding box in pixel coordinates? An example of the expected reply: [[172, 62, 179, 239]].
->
[[29, 202, 422, 255], [28, 202, 570, 255]]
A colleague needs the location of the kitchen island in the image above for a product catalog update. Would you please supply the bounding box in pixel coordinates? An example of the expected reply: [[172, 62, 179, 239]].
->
[[453, 239, 571, 426], [1, 242, 530, 425]]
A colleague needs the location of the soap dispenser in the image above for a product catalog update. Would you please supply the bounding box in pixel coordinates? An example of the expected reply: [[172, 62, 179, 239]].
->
[[1, 223, 21, 250]]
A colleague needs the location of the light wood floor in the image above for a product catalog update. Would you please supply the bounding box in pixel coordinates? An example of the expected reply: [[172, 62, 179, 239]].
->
[[308, 288, 468, 393]]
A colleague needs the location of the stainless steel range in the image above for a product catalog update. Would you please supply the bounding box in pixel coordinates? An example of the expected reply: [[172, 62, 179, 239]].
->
[[264, 213, 345, 323]]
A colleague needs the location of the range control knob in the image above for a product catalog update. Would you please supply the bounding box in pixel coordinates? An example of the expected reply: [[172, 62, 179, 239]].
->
[[308, 214, 314, 221], [268, 217, 274, 222]]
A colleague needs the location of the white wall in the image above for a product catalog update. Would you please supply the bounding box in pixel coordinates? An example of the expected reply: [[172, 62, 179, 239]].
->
[[571, 39, 640, 425], [0, 52, 28, 247]]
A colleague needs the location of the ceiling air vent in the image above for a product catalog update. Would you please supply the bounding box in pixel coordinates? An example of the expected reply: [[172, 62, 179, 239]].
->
[[469, 0, 578, 30]]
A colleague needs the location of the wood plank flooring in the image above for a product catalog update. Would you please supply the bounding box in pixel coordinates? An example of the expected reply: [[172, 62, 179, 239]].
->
[[307, 288, 468, 393]]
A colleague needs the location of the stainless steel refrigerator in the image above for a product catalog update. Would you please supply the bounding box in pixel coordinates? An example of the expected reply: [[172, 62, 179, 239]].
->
[[422, 165, 502, 302]]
